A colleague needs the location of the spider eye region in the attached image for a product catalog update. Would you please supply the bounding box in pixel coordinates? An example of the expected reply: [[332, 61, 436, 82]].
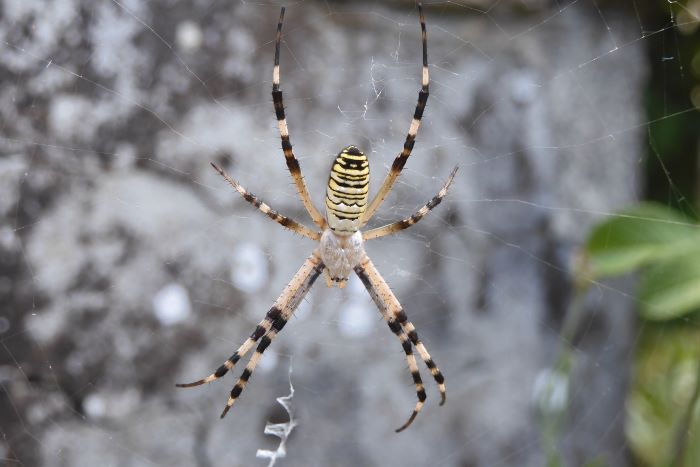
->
[[320, 229, 365, 286], [325, 146, 370, 234]]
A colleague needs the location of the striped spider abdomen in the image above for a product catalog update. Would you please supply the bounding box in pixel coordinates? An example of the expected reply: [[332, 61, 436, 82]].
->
[[325, 145, 369, 235]]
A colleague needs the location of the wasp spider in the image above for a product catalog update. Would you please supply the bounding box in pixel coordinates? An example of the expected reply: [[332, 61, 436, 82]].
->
[[178, 4, 457, 432]]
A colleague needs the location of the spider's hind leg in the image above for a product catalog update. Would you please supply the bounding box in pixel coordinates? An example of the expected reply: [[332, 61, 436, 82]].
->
[[355, 255, 447, 412], [219, 251, 324, 417], [220, 316, 286, 418], [355, 255, 443, 432], [386, 317, 427, 432], [178, 251, 325, 418], [175, 306, 284, 388], [395, 309, 446, 405]]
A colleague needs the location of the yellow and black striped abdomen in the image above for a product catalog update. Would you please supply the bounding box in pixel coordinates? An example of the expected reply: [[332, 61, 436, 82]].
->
[[325, 145, 369, 235]]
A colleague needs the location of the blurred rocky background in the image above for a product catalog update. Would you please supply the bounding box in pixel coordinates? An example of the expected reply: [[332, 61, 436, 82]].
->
[[1, 0, 697, 466]]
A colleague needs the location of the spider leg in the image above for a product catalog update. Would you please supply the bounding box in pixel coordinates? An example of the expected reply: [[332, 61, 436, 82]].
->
[[356, 255, 446, 407], [220, 315, 285, 418], [210, 162, 320, 241], [363, 166, 457, 240], [272, 7, 326, 229], [220, 251, 325, 418], [355, 256, 441, 432], [386, 320, 425, 432], [175, 306, 284, 388], [398, 311, 446, 406], [361, 4, 429, 227], [177, 251, 323, 390]]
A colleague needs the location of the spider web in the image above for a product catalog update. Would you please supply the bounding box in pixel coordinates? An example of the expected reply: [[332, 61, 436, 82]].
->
[[0, 0, 698, 466]]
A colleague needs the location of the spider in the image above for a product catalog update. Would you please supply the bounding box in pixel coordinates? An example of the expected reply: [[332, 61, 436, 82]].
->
[[177, 4, 457, 432]]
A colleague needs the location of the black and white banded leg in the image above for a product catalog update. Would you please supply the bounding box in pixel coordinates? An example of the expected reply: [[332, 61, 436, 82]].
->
[[363, 166, 458, 241], [220, 251, 324, 417], [177, 251, 325, 417], [361, 4, 429, 226], [180, 3, 450, 433], [355, 254, 446, 429], [273, 7, 326, 229], [355, 263, 427, 432], [210, 162, 320, 240], [395, 309, 446, 405]]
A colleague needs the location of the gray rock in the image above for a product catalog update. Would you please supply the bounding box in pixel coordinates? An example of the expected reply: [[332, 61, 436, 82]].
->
[[0, 1, 645, 466]]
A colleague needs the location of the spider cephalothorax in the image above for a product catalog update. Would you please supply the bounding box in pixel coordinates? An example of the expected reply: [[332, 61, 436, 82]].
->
[[178, 4, 457, 432], [319, 227, 365, 287]]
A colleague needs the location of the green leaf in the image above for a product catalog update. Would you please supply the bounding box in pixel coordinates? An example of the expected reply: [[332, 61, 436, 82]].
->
[[639, 251, 700, 320], [626, 324, 700, 467], [583, 202, 700, 278]]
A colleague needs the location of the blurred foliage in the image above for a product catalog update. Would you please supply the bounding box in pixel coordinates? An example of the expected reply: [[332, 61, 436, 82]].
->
[[634, 1, 700, 465], [582, 202, 700, 320], [626, 323, 700, 467], [580, 202, 700, 463], [567, 3, 700, 465], [644, 0, 700, 214]]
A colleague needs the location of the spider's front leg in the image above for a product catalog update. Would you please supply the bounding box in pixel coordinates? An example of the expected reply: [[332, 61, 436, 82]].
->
[[272, 7, 326, 229], [361, 3, 430, 226]]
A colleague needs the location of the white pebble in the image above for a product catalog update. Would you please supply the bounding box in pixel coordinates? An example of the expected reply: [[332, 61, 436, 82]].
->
[[511, 71, 537, 104], [152, 283, 191, 326], [230, 242, 269, 294], [532, 367, 569, 413], [337, 301, 375, 338], [257, 350, 279, 374], [83, 393, 107, 418], [337, 276, 375, 337], [176, 20, 203, 53]]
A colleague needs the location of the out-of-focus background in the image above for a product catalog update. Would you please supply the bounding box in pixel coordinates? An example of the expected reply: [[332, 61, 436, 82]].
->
[[1, 0, 700, 466]]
